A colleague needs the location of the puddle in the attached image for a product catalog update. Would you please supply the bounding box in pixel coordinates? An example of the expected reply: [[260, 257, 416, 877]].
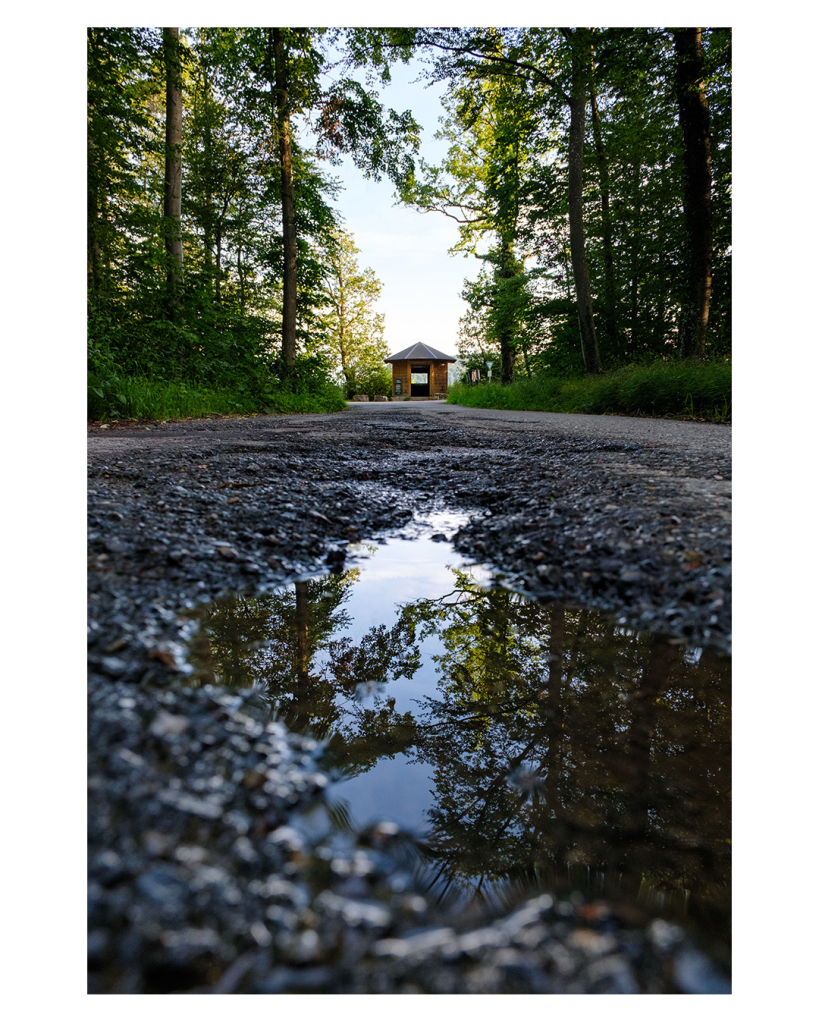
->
[[181, 515, 730, 950]]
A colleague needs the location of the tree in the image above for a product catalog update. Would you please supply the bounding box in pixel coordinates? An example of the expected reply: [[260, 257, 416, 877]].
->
[[317, 229, 388, 392], [163, 27, 184, 312], [673, 27, 713, 359], [188, 569, 420, 754], [562, 27, 602, 372], [245, 27, 421, 367], [391, 26, 730, 371], [397, 570, 730, 914], [399, 53, 538, 381], [87, 27, 162, 305], [389, 27, 604, 376], [587, 32, 621, 356], [268, 28, 299, 365]]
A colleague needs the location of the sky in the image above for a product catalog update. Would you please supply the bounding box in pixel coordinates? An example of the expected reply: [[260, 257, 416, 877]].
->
[[304, 56, 472, 359]]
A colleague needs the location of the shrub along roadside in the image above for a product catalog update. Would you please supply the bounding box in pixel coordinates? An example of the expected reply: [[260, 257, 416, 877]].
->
[[88, 307, 348, 422], [87, 375, 348, 421], [447, 360, 731, 422], [88, 348, 348, 422]]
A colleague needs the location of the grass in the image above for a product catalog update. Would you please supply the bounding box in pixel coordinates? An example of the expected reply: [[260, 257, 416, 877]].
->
[[88, 375, 347, 422], [448, 360, 731, 422]]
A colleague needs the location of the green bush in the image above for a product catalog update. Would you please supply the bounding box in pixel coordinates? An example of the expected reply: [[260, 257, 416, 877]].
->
[[448, 359, 731, 422], [344, 364, 392, 401], [88, 312, 347, 421]]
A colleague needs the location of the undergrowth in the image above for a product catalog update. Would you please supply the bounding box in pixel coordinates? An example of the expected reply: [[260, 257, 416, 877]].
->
[[88, 376, 347, 421], [448, 360, 731, 422]]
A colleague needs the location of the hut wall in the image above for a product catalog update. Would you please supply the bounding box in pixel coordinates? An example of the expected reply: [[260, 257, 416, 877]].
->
[[431, 362, 449, 395], [390, 360, 449, 398]]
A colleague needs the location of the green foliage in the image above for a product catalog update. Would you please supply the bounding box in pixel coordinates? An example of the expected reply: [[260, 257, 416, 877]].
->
[[265, 354, 348, 411], [88, 26, 731, 422], [88, 370, 346, 422], [88, 307, 346, 420], [401, 27, 731, 374], [182, 558, 730, 923], [344, 363, 392, 400], [88, 376, 258, 421], [307, 229, 390, 389], [448, 359, 731, 421], [86, 27, 416, 423]]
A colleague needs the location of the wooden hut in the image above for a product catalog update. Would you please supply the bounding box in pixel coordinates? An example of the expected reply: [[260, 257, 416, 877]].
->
[[384, 343, 457, 399]]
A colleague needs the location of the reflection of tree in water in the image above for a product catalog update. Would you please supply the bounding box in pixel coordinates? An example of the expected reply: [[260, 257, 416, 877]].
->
[[398, 571, 730, 945], [187, 570, 421, 749], [187, 564, 729, 946]]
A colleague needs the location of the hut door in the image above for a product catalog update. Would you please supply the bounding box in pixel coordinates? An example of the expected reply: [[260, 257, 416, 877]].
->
[[410, 365, 430, 397]]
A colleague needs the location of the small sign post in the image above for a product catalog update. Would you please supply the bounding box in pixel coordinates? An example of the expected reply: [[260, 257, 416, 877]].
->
[[486, 360, 494, 383]]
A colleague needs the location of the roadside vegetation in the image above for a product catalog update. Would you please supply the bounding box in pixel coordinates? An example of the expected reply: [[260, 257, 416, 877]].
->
[[88, 28, 729, 423], [88, 370, 347, 422], [87, 28, 415, 423], [88, 312, 347, 422], [448, 360, 731, 422]]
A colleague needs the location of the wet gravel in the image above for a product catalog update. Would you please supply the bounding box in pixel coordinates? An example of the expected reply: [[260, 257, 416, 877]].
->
[[87, 404, 731, 993]]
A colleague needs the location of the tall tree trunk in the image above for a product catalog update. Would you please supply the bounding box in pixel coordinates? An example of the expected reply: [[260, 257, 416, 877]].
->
[[565, 29, 602, 374], [87, 152, 104, 297], [337, 267, 351, 382], [215, 229, 223, 304], [283, 580, 312, 734], [271, 28, 297, 366], [496, 245, 518, 383], [589, 49, 620, 359], [87, 31, 113, 303], [237, 241, 246, 314], [544, 605, 565, 812], [295, 581, 310, 685], [201, 69, 214, 301], [629, 161, 641, 349], [616, 638, 672, 895], [163, 27, 184, 314], [673, 28, 713, 360]]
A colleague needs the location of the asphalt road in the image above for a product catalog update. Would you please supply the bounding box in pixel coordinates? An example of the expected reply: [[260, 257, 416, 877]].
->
[[348, 398, 731, 453]]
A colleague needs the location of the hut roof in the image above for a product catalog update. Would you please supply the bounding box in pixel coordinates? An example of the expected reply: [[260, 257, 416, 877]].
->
[[384, 342, 457, 364]]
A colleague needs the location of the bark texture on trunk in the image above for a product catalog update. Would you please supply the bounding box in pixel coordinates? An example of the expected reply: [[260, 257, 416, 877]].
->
[[271, 28, 298, 366], [629, 162, 641, 347], [497, 245, 518, 383], [87, 147, 104, 296], [614, 638, 670, 896], [163, 27, 184, 312], [589, 57, 620, 358], [202, 70, 214, 298], [673, 27, 713, 360], [565, 30, 602, 374]]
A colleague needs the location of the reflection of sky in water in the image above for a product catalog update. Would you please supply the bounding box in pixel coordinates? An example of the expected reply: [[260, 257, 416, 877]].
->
[[334, 534, 493, 718], [327, 752, 433, 834], [186, 521, 730, 943], [316, 531, 493, 827], [342, 536, 492, 628]]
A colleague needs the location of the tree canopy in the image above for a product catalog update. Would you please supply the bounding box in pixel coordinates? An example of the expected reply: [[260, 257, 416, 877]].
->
[[88, 26, 730, 419], [390, 27, 731, 376]]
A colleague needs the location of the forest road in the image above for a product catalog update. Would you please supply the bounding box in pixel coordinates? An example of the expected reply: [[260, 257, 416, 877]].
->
[[88, 404, 732, 994], [347, 397, 731, 456], [88, 403, 731, 653]]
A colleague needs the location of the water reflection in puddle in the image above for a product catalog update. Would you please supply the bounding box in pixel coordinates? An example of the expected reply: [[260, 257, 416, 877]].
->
[[183, 518, 730, 951]]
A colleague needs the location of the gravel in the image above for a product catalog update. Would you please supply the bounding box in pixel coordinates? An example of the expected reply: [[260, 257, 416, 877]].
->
[[87, 404, 731, 993]]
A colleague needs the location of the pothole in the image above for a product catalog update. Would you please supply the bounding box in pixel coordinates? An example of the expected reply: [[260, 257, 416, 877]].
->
[[178, 515, 731, 945]]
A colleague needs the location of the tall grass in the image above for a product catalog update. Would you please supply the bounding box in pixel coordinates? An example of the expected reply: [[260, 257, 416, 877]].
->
[[88, 375, 347, 422], [448, 360, 731, 422]]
